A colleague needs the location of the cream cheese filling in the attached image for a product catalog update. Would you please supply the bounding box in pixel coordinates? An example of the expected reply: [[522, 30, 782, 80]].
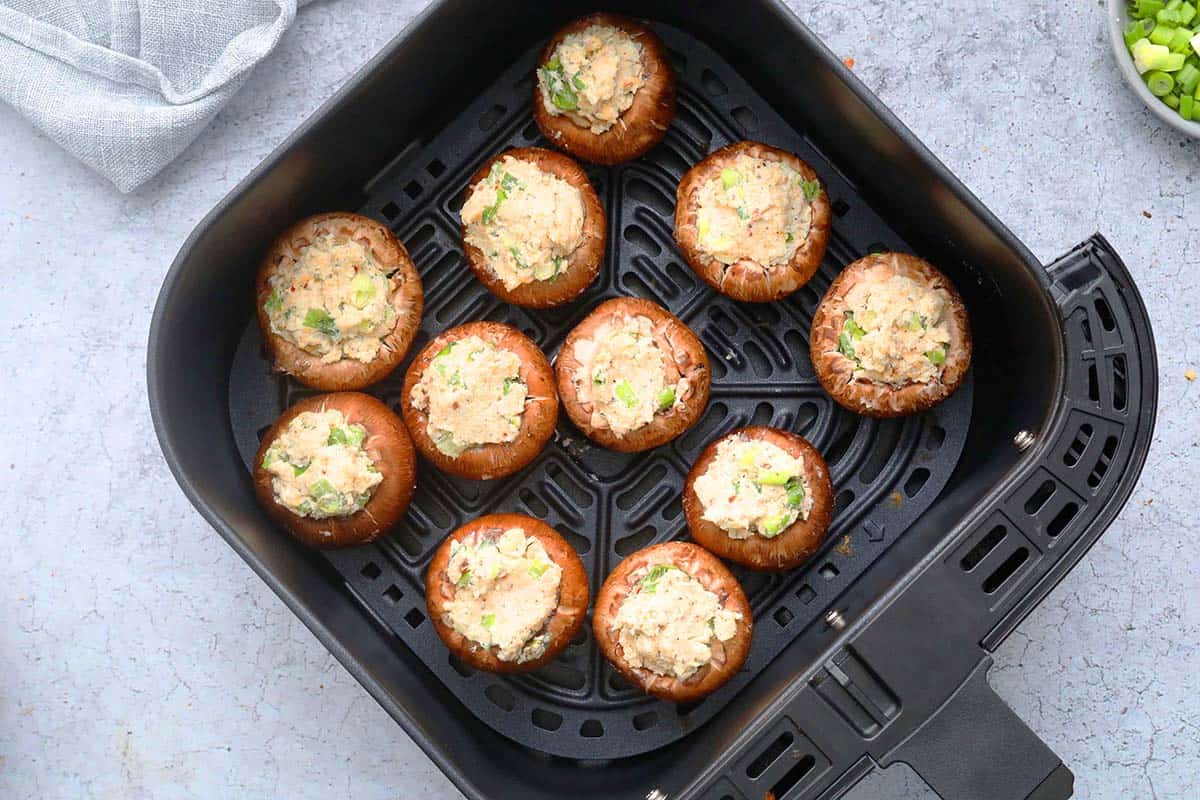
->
[[692, 436, 812, 539], [410, 335, 528, 457], [613, 565, 741, 680], [264, 236, 397, 364], [836, 271, 952, 385], [570, 314, 684, 437], [443, 528, 563, 662], [694, 154, 817, 268], [461, 157, 586, 291], [538, 24, 646, 134], [261, 409, 382, 518]]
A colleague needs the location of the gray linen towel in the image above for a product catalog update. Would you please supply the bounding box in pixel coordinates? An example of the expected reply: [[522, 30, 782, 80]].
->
[[0, 1, 309, 192]]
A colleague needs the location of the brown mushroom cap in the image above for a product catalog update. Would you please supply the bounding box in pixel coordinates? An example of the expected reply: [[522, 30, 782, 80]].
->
[[683, 427, 833, 571], [252, 392, 416, 549], [810, 252, 972, 418], [674, 141, 832, 303], [593, 541, 752, 703], [461, 147, 605, 308], [425, 513, 589, 674], [255, 212, 424, 391], [400, 321, 558, 480], [554, 297, 710, 452], [533, 12, 675, 165]]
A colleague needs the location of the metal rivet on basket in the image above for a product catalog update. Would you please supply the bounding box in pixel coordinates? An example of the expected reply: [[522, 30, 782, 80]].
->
[[1013, 430, 1036, 452], [824, 609, 846, 630]]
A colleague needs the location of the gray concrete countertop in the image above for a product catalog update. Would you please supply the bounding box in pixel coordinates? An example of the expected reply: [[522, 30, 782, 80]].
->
[[1, 1, 1196, 798]]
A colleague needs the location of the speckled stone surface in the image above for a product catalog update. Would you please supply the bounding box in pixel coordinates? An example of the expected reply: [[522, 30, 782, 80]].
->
[[1, 2, 1196, 798]]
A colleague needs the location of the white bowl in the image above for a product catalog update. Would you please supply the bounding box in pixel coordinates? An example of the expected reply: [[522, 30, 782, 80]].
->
[[1107, 0, 1200, 137]]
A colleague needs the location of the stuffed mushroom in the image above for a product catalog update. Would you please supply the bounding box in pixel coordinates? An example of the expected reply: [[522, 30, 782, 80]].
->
[[593, 541, 752, 703], [461, 148, 605, 308], [555, 297, 710, 452], [674, 141, 831, 303], [253, 392, 416, 548], [810, 252, 971, 417], [401, 322, 558, 480], [533, 12, 675, 164], [683, 427, 833, 571], [256, 212, 424, 390], [426, 513, 589, 673]]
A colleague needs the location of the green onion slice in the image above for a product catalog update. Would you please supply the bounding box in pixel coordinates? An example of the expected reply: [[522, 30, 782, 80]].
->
[[303, 307, 339, 338], [540, 60, 579, 110], [785, 477, 806, 509], [640, 564, 679, 594], [615, 379, 638, 408], [509, 246, 530, 270], [844, 314, 866, 339], [1147, 69, 1176, 96], [350, 274, 375, 309], [756, 469, 792, 486]]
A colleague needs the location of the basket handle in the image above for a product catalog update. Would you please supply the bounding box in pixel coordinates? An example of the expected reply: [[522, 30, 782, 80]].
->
[[880, 661, 1073, 800]]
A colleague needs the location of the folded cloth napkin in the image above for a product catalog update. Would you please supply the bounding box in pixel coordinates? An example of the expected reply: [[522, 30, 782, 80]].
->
[[0, 1, 309, 192]]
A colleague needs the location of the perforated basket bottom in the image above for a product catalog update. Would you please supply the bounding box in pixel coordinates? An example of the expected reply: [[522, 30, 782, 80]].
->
[[227, 24, 972, 760]]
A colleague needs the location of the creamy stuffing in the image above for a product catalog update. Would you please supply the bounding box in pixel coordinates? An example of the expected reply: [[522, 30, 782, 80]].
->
[[836, 270, 952, 385], [570, 314, 684, 437], [443, 528, 563, 662], [613, 565, 741, 680], [263, 236, 397, 363], [538, 24, 646, 134], [462, 157, 586, 291], [695, 154, 819, 267], [693, 436, 812, 539], [410, 335, 528, 457], [261, 409, 382, 518]]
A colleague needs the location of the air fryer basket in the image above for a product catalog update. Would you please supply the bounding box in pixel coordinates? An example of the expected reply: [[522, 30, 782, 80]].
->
[[227, 23, 976, 760], [148, 2, 1157, 799]]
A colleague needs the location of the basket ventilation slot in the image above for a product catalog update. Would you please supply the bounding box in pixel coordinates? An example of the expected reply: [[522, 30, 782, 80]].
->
[[983, 548, 1029, 594], [579, 720, 603, 738], [747, 731, 793, 779], [1046, 503, 1078, 538], [735, 723, 829, 800], [961, 525, 1006, 572], [1063, 424, 1093, 467], [771, 756, 817, 800], [1089, 436, 1119, 488], [1023, 481, 1056, 515], [632, 710, 659, 731], [485, 684, 515, 712]]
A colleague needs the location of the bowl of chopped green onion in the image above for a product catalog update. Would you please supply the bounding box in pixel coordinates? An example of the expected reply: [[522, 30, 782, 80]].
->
[[1110, 0, 1200, 134]]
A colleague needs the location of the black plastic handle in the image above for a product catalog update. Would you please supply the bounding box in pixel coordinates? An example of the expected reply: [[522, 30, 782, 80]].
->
[[881, 661, 1072, 800]]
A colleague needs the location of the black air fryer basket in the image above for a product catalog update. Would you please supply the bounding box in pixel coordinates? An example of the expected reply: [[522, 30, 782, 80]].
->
[[148, 2, 1157, 799]]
